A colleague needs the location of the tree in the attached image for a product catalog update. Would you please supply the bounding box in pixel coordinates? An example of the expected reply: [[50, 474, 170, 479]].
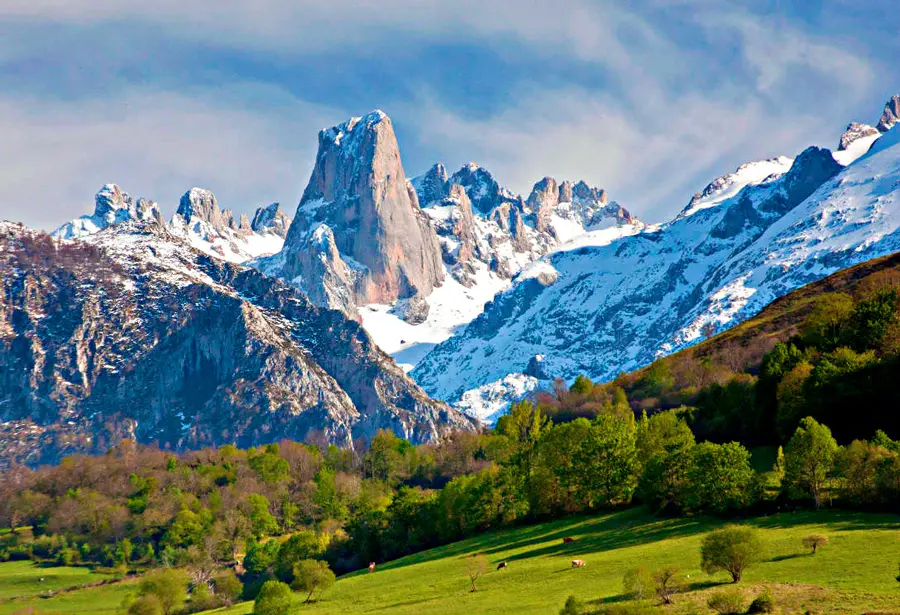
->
[[291, 559, 336, 603], [653, 567, 682, 605], [465, 553, 490, 592], [802, 534, 829, 554], [635, 410, 694, 468], [569, 375, 594, 395], [800, 292, 854, 350], [246, 494, 279, 538], [138, 568, 188, 615], [559, 595, 584, 615], [680, 442, 756, 513], [622, 566, 654, 601], [275, 531, 324, 582], [783, 417, 838, 509], [572, 414, 638, 507], [253, 580, 294, 615], [213, 570, 244, 607], [700, 526, 763, 583]]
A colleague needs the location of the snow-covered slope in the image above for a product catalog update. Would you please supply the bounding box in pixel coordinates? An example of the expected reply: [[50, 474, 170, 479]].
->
[[53, 184, 162, 239]]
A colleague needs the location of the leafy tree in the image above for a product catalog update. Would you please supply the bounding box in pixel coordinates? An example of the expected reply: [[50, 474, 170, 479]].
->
[[213, 570, 243, 606], [635, 410, 694, 468], [569, 375, 594, 395], [246, 494, 278, 538], [653, 567, 682, 605], [249, 445, 290, 485], [243, 539, 280, 579], [783, 417, 838, 509], [253, 580, 294, 615], [163, 509, 211, 549], [128, 594, 164, 615], [363, 429, 407, 483], [572, 414, 638, 507], [800, 292, 854, 350], [680, 442, 756, 514], [291, 559, 336, 603], [138, 568, 188, 615], [846, 287, 899, 351], [802, 534, 829, 554], [314, 467, 348, 520], [275, 531, 324, 582], [700, 526, 762, 583]]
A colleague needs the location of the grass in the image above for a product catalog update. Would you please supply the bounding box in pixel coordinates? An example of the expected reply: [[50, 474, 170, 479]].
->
[[3, 509, 897, 614], [0, 561, 134, 615], [200, 508, 900, 615]]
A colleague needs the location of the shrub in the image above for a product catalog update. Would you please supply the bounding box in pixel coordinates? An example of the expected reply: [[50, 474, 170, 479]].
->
[[707, 590, 745, 615], [213, 570, 244, 606], [653, 567, 681, 605], [127, 595, 164, 615], [560, 595, 584, 615], [701, 525, 763, 582], [137, 568, 188, 615], [747, 590, 776, 614], [253, 580, 294, 615], [802, 533, 829, 554]]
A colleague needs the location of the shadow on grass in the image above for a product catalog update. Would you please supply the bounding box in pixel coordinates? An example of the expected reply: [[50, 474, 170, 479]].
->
[[768, 553, 806, 562]]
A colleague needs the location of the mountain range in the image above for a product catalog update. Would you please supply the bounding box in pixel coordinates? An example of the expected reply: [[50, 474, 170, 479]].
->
[[2, 94, 900, 463]]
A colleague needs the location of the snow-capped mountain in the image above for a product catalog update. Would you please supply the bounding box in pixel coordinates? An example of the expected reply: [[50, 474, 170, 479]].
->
[[0, 218, 473, 467], [53, 184, 162, 239], [54, 186, 292, 263], [414, 97, 900, 421]]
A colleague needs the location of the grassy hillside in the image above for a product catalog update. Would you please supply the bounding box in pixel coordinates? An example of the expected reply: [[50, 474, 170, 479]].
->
[[0, 561, 132, 614], [184, 509, 900, 615]]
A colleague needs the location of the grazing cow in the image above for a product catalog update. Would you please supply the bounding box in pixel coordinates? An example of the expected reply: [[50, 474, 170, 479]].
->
[[571, 559, 586, 568], [368, 562, 376, 573], [563, 537, 575, 544], [496, 562, 508, 571]]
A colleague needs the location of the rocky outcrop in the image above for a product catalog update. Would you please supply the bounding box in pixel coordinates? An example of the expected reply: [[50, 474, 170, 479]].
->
[[272, 111, 444, 311], [251, 203, 292, 238], [877, 95, 900, 133], [53, 184, 162, 239], [0, 221, 474, 467], [839, 122, 880, 150]]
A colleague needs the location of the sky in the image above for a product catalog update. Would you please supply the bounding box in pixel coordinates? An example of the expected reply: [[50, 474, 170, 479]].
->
[[0, 0, 898, 230]]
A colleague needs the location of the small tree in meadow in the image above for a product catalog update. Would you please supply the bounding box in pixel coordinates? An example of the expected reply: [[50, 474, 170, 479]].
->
[[701, 526, 762, 583], [253, 580, 294, 615], [560, 595, 584, 615], [653, 567, 682, 605], [466, 553, 490, 592], [623, 566, 654, 601], [291, 559, 336, 603], [802, 534, 829, 554], [783, 417, 838, 509]]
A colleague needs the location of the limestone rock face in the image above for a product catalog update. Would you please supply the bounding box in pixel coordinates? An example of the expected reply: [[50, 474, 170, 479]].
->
[[0, 221, 474, 467], [251, 203, 292, 238], [275, 111, 444, 310], [53, 184, 162, 239], [839, 122, 880, 150]]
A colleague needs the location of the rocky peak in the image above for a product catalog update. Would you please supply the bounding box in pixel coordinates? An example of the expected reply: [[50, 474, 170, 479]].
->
[[448, 163, 518, 215], [177, 188, 230, 227], [52, 185, 161, 240], [412, 163, 450, 206], [572, 181, 608, 204], [277, 110, 444, 308], [94, 184, 133, 220], [876, 95, 900, 133], [526, 177, 560, 233], [839, 122, 880, 151], [781, 146, 842, 197], [251, 203, 292, 238]]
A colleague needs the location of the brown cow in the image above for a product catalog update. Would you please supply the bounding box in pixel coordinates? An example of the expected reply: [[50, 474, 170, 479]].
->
[[563, 537, 575, 544], [571, 559, 586, 568], [368, 562, 376, 573], [496, 562, 508, 571]]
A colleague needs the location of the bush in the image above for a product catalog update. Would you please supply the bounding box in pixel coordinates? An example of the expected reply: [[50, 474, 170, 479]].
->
[[707, 590, 745, 615], [128, 595, 164, 615], [213, 570, 244, 606], [560, 595, 583, 615], [137, 568, 188, 615], [747, 590, 776, 614], [701, 525, 763, 582], [802, 533, 829, 554], [253, 580, 294, 615]]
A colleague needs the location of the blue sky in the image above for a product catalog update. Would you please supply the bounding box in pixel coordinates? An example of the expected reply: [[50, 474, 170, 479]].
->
[[1, 0, 898, 229]]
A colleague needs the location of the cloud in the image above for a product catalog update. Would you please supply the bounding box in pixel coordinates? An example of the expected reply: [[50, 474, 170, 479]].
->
[[0, 85, 337, 230]]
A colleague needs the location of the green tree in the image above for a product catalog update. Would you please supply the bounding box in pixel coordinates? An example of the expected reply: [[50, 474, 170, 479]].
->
[[680, 442, 756, 513], [783, 417, 838, 509], [253, 580, 294, 615], [275, 531, 324, 582], [128, 595, 163, 615], [622, 565, 654, 601], [363, 429, 406, 483], [572, 414, 638, 507], [246, 494, 279, 538], [291, 559, 336, 603], [163, 509, 211, 549], [800, 292, 854, 350], [213, 570, 244, 607], [314, 467, 348, 520], [559, 595, 584, 615], [569, 375, 594, 395], [635, 410, 695, 468], [138, 568, 188, 615], [700, 526, 762, 583], [248, 445, 290, 485]]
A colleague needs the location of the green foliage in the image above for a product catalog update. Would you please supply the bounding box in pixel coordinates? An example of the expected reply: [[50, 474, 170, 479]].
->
[[747, 590, 776, 614], [701, 525, 763, 583], [248, 445, 290, 485], [127, 594, 164, 615], [212, 570, 243, 606], [569, 375, 594, 395], [846, 287, 899, 351], [622, 565, 654, 601], [800, 292, 854, 350], [707, 589, 745, 615], [137, 568, 188, 615], [802, 533, 829, 554], [291, 559, 336, 602], [680, 442, 756, 514], [246, 494, 278, 539], [634, 359, 674, 399], [252, 579, 294, 615], [163, 509, 212, 550], [243, 539, 280, 578], [783, 417, 838, 509], [275, 531, 324, 582], [635, 410, 695, 468], [559, 594, 584, 615], [571, 414, 638, 507], [314, 467, 348, 520]]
